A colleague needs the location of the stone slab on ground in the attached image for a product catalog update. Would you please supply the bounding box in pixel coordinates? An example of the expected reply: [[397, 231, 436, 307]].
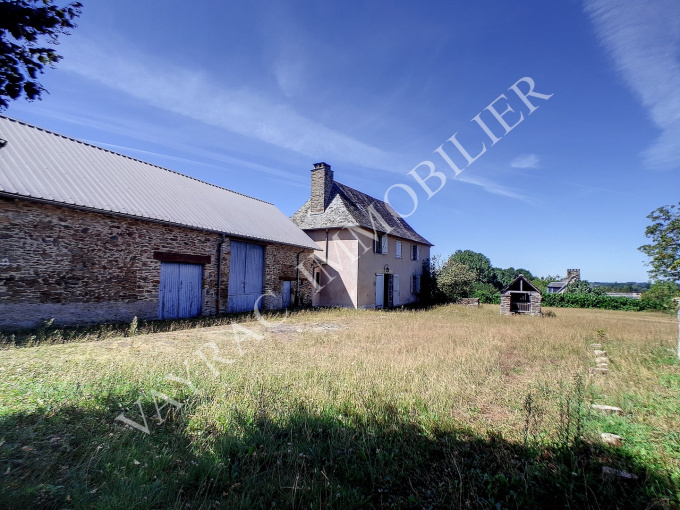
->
[[595, 356, 608, 364], [601, 433, 623, 447], [590, 343, 602, 349], [590, 367, 608, 375], [591, 404, 622, 415], [602, 466, 638, 479], [594, 350, 607, 357]]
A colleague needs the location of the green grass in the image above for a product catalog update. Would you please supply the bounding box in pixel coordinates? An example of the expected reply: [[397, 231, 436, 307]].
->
[[0, 305, 678, 508]]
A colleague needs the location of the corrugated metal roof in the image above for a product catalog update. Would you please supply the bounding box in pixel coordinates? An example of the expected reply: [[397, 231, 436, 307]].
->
[[0, 116, 318, 250]]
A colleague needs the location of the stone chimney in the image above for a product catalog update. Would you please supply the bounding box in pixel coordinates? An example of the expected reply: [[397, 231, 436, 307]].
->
[[566, 269, 580, 282], [310, 162, 333, 214]]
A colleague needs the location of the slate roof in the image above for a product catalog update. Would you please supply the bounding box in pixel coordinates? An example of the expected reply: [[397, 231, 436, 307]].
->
[[290, 181, 432, 245], [501, 274, 541, 294], [0, 116, 318, 250]]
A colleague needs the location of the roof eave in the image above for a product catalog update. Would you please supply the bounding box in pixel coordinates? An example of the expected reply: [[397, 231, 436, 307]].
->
[[1, 192, 320, 251]]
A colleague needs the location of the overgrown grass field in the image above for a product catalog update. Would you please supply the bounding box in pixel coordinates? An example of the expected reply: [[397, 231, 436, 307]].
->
[[1, 305, 678, 508]]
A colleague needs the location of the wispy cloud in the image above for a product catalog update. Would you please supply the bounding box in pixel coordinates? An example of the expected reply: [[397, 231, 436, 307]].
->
[[585, 0, 680, 170], [455, 172, 532, 203], [510, 153, 541, 169], [59, 37, 401, 173]]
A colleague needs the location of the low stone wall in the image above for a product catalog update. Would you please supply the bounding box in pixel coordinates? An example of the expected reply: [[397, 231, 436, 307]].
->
[[457, 298, 480, 307]]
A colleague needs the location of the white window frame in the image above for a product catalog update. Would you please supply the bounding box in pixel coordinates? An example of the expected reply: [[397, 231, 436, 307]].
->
[[395, 240, 402, 259], [381, 234, 388, 255]]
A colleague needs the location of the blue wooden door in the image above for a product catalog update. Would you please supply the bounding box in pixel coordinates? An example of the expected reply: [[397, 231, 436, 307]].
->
[[282, 281, 291, 308], [227, 241, 264, 312], [159, 262, 203, 319]]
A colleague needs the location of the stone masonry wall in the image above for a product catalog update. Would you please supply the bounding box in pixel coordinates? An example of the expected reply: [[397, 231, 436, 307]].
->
[[0, 197, 222, 329], [500, 292, 542, 316], [262, 244, 314, 309], [0, 197, 312, 329], [310, 163, 333, 214], [500, 294, 511, 315]]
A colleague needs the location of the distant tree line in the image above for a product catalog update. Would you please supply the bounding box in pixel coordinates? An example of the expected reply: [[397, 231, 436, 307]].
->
[[419, 249, 679, 312], [590, 282, 651, 293]]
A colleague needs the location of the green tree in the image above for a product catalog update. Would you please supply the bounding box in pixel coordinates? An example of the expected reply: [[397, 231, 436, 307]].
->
[[437, 256, 476, 301], [563, 280, 605, 295], [0, 0, 82, 110], [493, 267, 534, 289], [641, 281, 680, 312], [450, 250, 495, 285], [639, 202, 680, 283], [419, 256, 446, 305], [530, 274, 561, 294]]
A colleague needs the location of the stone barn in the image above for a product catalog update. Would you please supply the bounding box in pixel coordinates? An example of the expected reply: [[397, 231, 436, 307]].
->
[[0, 116, 319, 330], [500, 274, 542, 316]]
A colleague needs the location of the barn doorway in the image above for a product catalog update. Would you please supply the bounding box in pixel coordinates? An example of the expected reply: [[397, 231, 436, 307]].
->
[[158, 262, 203, 319], [227, 241, 264, 313], [510, 292, 531, 313]]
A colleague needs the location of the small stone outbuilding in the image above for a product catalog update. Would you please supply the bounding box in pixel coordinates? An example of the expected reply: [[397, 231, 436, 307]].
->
[[500, 274, 542, 316]]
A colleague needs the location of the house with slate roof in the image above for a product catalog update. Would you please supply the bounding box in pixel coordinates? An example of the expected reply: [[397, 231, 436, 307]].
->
[[291, 163, 432, 309], [546, 269, 581, 294], [0, 116, 318, 330]]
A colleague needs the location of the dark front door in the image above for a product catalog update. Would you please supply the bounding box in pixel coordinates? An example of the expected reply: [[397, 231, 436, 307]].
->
[[227, 241, 264, 313]]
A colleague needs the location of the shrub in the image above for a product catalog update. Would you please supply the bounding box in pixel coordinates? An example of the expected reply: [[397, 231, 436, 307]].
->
[[541, 293, 665, 311], [471, 282, 500, 304], [437, 258, 476, 301]]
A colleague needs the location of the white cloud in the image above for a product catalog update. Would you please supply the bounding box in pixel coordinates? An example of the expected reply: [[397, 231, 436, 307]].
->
[[585, 0, 680, 170], [455, 173, 531, 203], [510, 153, 540, 169], [59, 38, 402, 173]]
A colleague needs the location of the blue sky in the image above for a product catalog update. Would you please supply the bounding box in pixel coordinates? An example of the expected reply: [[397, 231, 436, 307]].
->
[[6, 0, 680, 281]]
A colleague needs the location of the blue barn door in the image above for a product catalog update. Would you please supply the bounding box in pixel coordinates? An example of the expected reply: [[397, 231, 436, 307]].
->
[[282, 281, 291, 308], [159, 262, 203, 319], [227, 241, 264, 312]]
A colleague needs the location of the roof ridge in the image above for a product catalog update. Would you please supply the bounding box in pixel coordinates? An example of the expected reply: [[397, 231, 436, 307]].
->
[[0, 115, 273, 206]]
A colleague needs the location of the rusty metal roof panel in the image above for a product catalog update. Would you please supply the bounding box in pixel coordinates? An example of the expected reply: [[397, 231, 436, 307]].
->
[[0, 116, 318, 250]]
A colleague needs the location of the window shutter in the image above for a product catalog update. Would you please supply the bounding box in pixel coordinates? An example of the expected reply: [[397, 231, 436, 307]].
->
[[396, 240, 402, 259], [416, 276, 421, 293], [374, 233, 380, 254], [381, 235, 388, 254], [416, 245, 420, 260]]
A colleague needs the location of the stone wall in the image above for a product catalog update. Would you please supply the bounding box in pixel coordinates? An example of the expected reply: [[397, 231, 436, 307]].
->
[[262, 243, 314, 309], [0, 197, 313, 329], [500, 294, 511, 315], [500, 292, 542, 316], [456, 298, 480, 307]]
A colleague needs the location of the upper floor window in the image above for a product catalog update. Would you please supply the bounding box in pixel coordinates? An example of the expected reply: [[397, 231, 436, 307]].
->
[[374, 234, 388, 255], [396, 240, 402, 259], [411, 244, 420, 261]]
